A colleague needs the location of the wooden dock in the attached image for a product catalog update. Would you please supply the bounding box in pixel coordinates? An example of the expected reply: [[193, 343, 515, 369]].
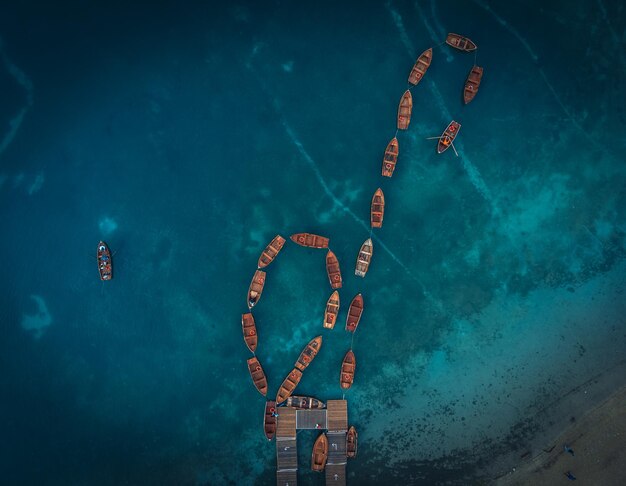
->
[[276, 399, 349, 486]]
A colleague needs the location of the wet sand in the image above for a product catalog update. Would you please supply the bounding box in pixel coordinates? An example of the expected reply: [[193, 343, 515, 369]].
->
[[494, 384, 626, 486]]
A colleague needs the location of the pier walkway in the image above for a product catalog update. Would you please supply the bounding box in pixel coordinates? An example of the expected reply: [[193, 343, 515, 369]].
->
[[276, 399, 349, 486]]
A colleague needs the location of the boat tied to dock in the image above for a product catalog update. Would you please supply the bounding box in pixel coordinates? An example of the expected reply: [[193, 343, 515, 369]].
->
[[290, 233, 329, 249], [340, 350, 356, 390], [286, 396, 326, 409], [311, 432, 328, 472], [276, 368, 303, 404], [326, 250, 342, 289], [347, 425, 358, 458], [247, 269, 266, 309], [355, 238, 373, 277], [397, 90, 413, 130], [346, 294, 364, 333], [264, 401, 277, 440], [241, 313, 258, 353], [294, 335, 322, 371], [371, 188, 385, 228], [247, 356, 268, 396], [258, 234, 286, 269], [382, 137, 399, 177]]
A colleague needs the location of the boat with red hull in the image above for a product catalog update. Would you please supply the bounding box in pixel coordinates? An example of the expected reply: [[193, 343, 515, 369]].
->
[[264, 401, 277, 440], [290, 233, 329, 249], [326, 250, 342, 289], [241, 313, 258, 353], [340, 350, 356, 390], [381, 138, 399, 177], [247, 356, 268, 396], [464, 66, 483, 104], [294, 336, 322, 371], [258, 234, 286, 268], [323, 291, 340, 329], [408, 48, 432, 85], [446, 33, 477, 52], [346, 294, 364, 332], [371, 188, 385, 228], [397, 90, 413, 130]]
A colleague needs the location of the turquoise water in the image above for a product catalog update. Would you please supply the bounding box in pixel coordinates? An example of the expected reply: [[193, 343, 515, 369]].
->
[[1, 1, 625, 484]]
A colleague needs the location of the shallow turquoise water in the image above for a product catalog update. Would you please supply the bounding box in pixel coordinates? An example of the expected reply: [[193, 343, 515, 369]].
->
[[1, 1, 625, 484]]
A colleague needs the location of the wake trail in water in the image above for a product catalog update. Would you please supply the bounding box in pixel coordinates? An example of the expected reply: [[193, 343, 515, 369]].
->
[[0, 37, 34, 160], [426, 0, 454, 62], [388, 2, 494, 207], [246, 55, 438, 302]]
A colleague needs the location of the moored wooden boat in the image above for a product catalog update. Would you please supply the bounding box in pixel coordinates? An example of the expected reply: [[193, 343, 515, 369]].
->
[[241, 313, 258, 353], [381, 137, 399, 177], [355, 238, 373, 278], [286, 396, 326, 409], [276, 368, 303, 404], [97, 241, 113, 280], [397, 90, 413, 130], [346, 426, 358, 458], [340, 350, 356, 390], [258, 234, 286, 269], [247, 270, 266, 309], [437, 120, 461, 154], [371, 188, 385, 228], [346, 294, 364, 333], [446, 33, 477, 52], [323, 291, 340, 329], [464, 65, 483, 104], [311, 433, 328, 472], [247, 356, 268, 396], [295, 335, 323, 371], [408, 48, 433, 85], [264, 401, 277, 440], [326, 250, 342, 289], [290, 233, 329, 249]]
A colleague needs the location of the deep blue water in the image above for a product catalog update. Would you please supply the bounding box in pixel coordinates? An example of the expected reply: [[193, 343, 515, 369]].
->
[[1, 1, 625, 484]]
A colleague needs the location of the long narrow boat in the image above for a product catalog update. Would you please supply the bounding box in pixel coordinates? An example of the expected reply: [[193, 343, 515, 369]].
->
[[247, 356, 268, 396], [326, 250, 342, 289], [290, 233, 329, 249], [340, 350, 356, 390], [408, 48, 433, 85], [294, 335, 323, 371], [355, 239, 373, 278], [371, 188, 385, 228], [323, 291, 340, 329], [241, 313, 258, 353], [463, 66, 483, 104], [258, 234, 286, 269], [264, 401, 277, 440], [437, 120, 461, 154], [346, 294, 364, 333], [346, 426, 358, 458], [247, 269, 266, 309], [446, 33, 477, 52], [97, 241, 113, 280], [397, 90, 413, 130], [381, 137, 399, 177], [276, 368, 303, 404], [286, 396, 326, 409], [311, 433, 328, 472]]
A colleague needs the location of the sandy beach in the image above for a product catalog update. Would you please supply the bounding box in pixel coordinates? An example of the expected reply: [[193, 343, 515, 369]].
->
[[494, 384, 626, 486]]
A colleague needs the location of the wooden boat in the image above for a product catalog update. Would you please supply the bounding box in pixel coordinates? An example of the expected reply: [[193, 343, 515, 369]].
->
[[276, 368, 303, 404], [381, 137, 399, 177], [241, 313, 258, 353], [258, 234, 286, 268], [264, 401, 277, 440], [286, 396, 326, 409], [295, 335, 323, 371], [311, 433, 328, 472], [397, 90, 413, 130], [326, 250, 342, 289], [340, 350, 356, 390], [346, 426, 358, 458], [247, 269, 266, 309], [437, 120, 461, 154], [346, 294, 364, 333], [408, 48, 433, 85], [247, 356, 268, 396], [371, 188, 385, 228], [355, 239, 373, 278], [446, 33, 477, 52], [290, 233, 329, 249], [323, 291, 340, 329], [464, 65, 483, 104], [97, 241, 112, 280]]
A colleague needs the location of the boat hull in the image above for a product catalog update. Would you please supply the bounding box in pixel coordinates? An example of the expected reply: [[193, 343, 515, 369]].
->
[[295, 336, 323, 371], [397, 90, 413, 130], [247, 270, 266, 309], [381, 138, 399, 177], [355, 239, 373, 277], [258, 234, 286, 268], [340, 350, 356, 390], [371, 188, 385, 228], [408, 48, 432, 85], [326, 250, 342, 289], [323, 291, 340, 329], [97, 241, 112, 280], [264, 401, 277, 440], [247, 357, 268, 396], [347, 426, 358, 458], [464, 66, 483, 104], [276, 368, 303, 404], [286, 396, 326, 409], [437, 121, 461, 154], [311, 433, 328, 472], [290, 233, 329, 249], [346, 294, 364, 333], [241, 313, 258, 353], [446, 33, 477, 52]]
